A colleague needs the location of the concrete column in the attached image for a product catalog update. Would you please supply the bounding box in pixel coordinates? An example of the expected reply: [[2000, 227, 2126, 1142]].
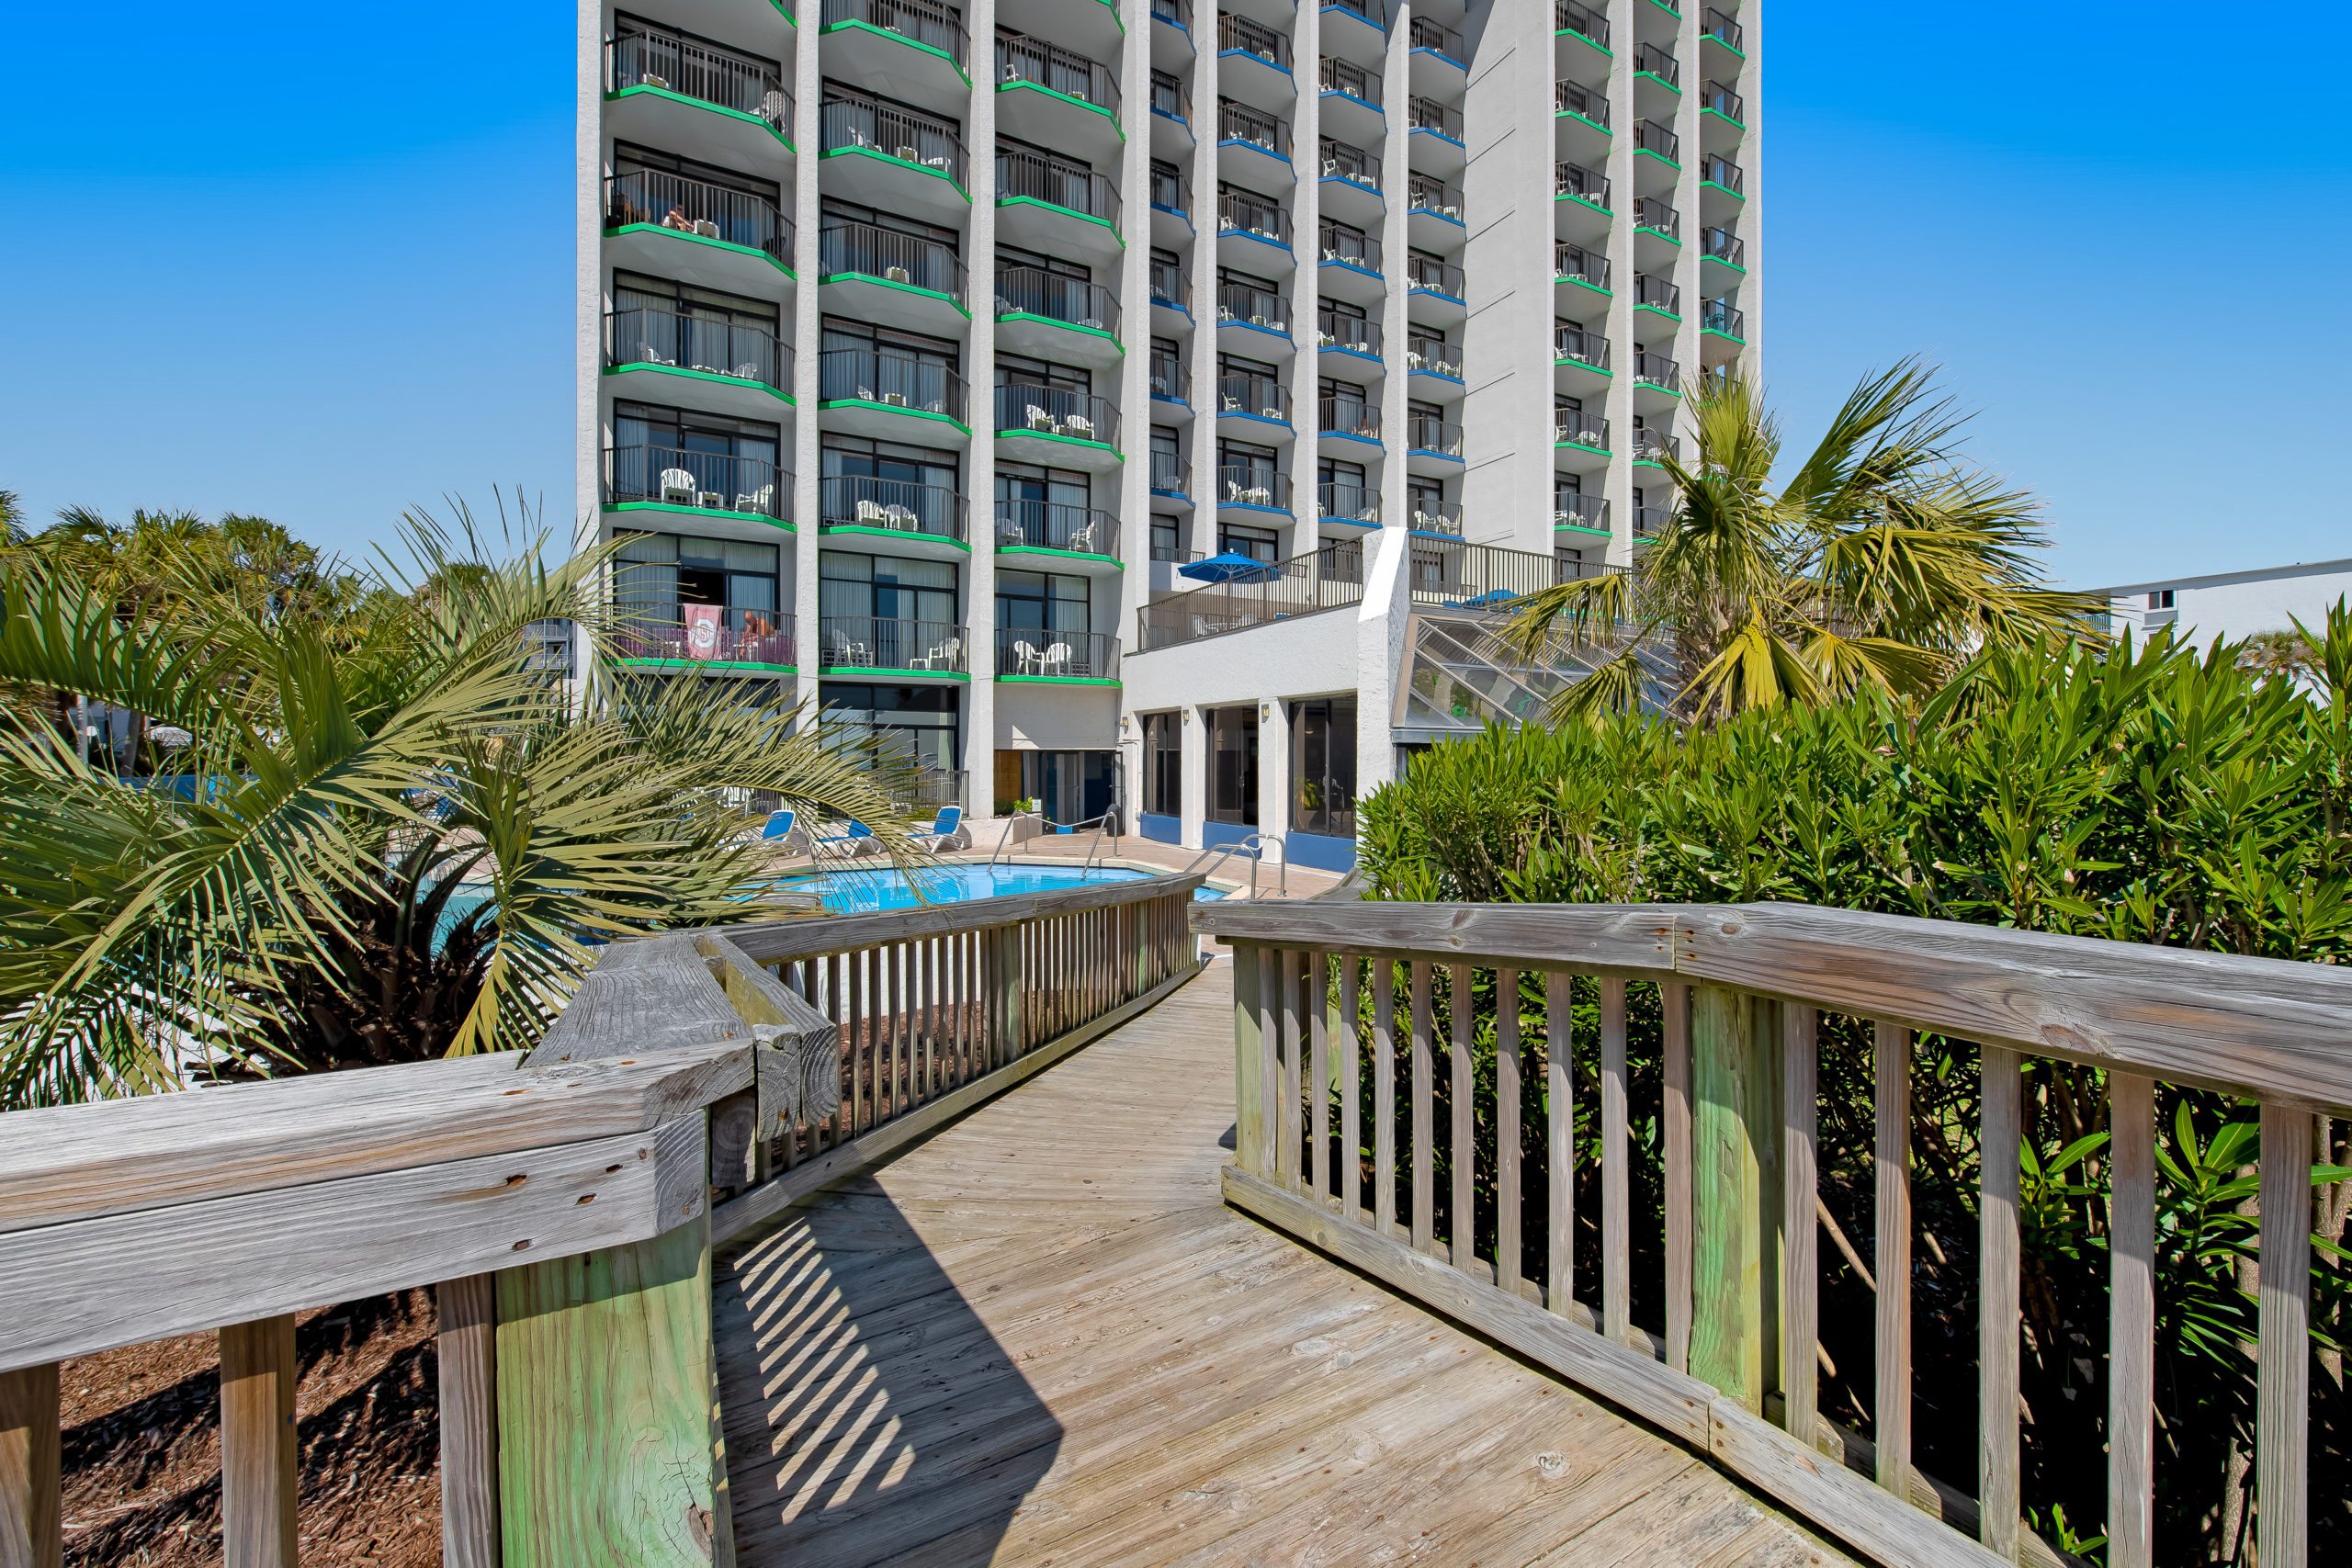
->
[[1671, 2, 1703, 450], [965, 0, 1001, 824], [1180, 701, 1208, 850], [1290, 2, 1321, 565], [1114, 0, 1154, 820], [1601, 0, 1638, 568], [1258, 694, 1292, 858], [789, 16, 822, 720], [1191, 21, 1219, 563]]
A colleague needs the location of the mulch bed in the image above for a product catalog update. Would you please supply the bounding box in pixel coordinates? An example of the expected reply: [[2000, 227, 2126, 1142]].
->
[[59, 1290, 444, 1565]]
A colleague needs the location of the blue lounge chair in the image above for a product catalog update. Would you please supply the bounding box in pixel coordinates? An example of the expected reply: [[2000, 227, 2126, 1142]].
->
[[812, 820, 877, 860], [759, 808, 808, 853], [913, 806, 964, 852]]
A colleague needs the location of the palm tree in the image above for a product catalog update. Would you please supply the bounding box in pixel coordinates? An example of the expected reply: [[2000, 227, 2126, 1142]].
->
[[1505, 362, 2103, 724], [0, 505, 926, 1109]]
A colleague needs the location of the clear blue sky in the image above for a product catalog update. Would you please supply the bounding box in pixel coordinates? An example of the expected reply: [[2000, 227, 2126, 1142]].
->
[[2, 2, 2342, 588]]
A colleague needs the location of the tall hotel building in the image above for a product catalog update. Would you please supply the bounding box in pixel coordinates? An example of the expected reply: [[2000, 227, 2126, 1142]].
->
[[577, 0, 1758, 870]]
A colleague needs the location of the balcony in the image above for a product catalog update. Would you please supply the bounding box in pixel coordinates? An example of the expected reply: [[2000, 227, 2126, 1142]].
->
[[1634, 118, 1680, 185], [1317, 308, 1382, 364], [1150, 452, 1192, 501], [1136, 543, 1363, 649], [1555, 410, 1611, 471], [1148, 258, 1191, 330], [1634, 349, 1680, 397], [995, 384, 1122, 467], [1634, 271, 1681, 321], [1218, 100, 1293, 188], [1151, 0, 1193, 39], [1702, 80, 1746, 132], [1554, 241, 1610, 321], [1703, 299, 1746, 341], [1406, 414, 1464, 471], [616, 607, 797, 671], [998, 33, 1124, 160], [1408, 499, 1464, 537], [997, 626, 1121, 682], [1554, 323, 1611, 394], [997, 145, 1123, 259], [1216, 189, 1293, 266], [1149, 161, 1193, 246], [820, 0, 971, 114], [1405, 332, 1460, 382], [1632, 426, 1681, 468], [819, 349, 970, 437], [1634, 197, 1681, 265], [1701, 153, 1747, 219], [1323, 0, 1387, 62], [1554, 161, 1610, 245], [1406, 254, 1464, 308], [1149, 68, 1193, 157], [1217, 15, 1294, 111], [1317, 55, 1384, 145], [1634, 42, 1681, 104], [1555, 0, 1611, 73], [1319, 139, 1384, 223], [819, 219, 967, 335], [1216, 281, 1292, 344], [1408, 95, 1463, 143], [1317, 480, 1381, 528], [1701, 224, 1745, 272], [1408, 16, 1466, 94], [1407, 174, 1464, 248], [1317, 222, 1382, 299], [1149, 344, 1192, 406], [820, 615, 968, 676], [995, 266, 1122, 365], [1317, 398, 1380, 454], [605, 308, 792, 416], [1702, 6, 1747, 59], [1555, 491, 1609, 536], [1216, 465, 1293, 515], [604, 172, 794, 293], [820, 476, 970, 556], [995, 500, 1121, 565], [605, 446, 791, 524], [606, 25, 791, 165], [1217, 373, 1291, 429], [1635, 502, 1673, 536], [820, 89, 970, 221]]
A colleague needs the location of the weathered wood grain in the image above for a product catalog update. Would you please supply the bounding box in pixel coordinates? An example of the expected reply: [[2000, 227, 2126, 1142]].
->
[[1875, 1021, 1912, 1496], [435, 1274, 499, 1568], [1374, 962, 1397, 1235], [0, 1124, 705, 1373], [1193, 901, 1688, 977], [1279, 951, 1302, 1187], [1664, 982, 1692, 1373], [1690, 987, 1781, 1410], [1410, 963, 1435, 1254], [1450, 964, 1475, 1267], [1601, 976, 1630, 1346], [1340, 956, 1361, 1218], [735, 873, 1204, 964], [2107, 1073, 2154, 1568], [528, 932, 743, 1066], [2257, 1103, 2311, 1568], [1548, 970, 1574, 1318], [1782, 1005, 1819, 1450], [1978, 1046, 2023, 1562], [0, 1363, 59, 1568], [1498, 969, 1523, 1295], [1310, 952, 1331, 1202], [1232, 943, 1265, 1172], [696, 933, 843, 1135], [219, 1314, 299, 1568]]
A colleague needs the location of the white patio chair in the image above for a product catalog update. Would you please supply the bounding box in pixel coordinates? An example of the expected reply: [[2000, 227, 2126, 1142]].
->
[[1040, 641, 1072, 676], [1013, 639, 1042, 674], [734, 484, 773, 515], [856, 498, 889, 524], [660, 468, 697, 504]]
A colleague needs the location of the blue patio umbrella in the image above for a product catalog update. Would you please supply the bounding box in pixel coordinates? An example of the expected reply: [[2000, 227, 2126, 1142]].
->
[[1453, 588, 1523, 611], [1178, 551, 1283, 585]]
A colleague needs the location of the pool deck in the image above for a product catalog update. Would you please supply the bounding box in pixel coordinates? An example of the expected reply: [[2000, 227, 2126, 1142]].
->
[[762, 828, 1349, 900]]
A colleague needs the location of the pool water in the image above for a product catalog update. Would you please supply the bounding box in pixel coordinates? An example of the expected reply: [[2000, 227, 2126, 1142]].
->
[[786, 863, 1224, 914]]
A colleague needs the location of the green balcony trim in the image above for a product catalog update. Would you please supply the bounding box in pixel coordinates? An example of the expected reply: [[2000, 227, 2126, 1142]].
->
[[1634, 70, 1683, 96], [768, 0, 797, 22], [820, 525, 974, 552], [1701, 254, 1747, 276], [1634, 302, 1682, 323], [1634, 223, 1683, 245], [818, 144, 973, 203], [995, 194, 1125, 245], [820, 665, 971, 682], [998, 673, 1123, 686], [1555, 28, 1612, 57], [819, 270, 972, 317], [1633, 457, 1669, 469], [602, 363, 794, 402], [604, 502, 795, 530], [1555, 522, 1612, 542], [817, 18, 973, 85], [1702, 106, 1745, 131], [1645, 0, 1681, 17], [1555, 442, 1612, 457], [1702, 178, 1746, 203], [619, 658, 798, 674], [605, 222, 797, 277], [1703, 32, 1747, 60], [1634, 148, 1681, 173], [1555, 192, 1611, 219], [818, 398, 973, 434], [1088, 0, 1127, 36], [997, 78, 1127, 141], [993, 427, 1125, 457], [604, 85, 795, 151], [1555, 359, 1613, 378], [1556, 108, 1611, 138], [995, 309, 1125, 352], [999, 545, 1121, 565], [1702, 326, 1747, 346], [1557, 275, 1613, 300]]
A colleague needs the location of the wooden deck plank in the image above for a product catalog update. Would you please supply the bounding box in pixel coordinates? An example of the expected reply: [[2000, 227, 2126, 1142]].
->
[[712, 956, 1862, 1568]]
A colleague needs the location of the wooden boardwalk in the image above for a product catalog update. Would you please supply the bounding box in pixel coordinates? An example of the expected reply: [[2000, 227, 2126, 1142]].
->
[[711, 956, 1856, 1568]]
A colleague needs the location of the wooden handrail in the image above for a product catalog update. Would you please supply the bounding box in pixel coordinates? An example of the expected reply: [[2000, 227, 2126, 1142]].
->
[[1195, 899, 2336, 1568]]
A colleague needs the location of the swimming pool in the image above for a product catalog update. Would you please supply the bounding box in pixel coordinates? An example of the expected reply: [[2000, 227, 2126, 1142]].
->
[[786, 863, 1223, 914]]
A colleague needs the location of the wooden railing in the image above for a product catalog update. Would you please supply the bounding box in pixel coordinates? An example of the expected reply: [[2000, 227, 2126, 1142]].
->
[[1194, 900, 2340, 1568], [0, 874, 1201, 1567]]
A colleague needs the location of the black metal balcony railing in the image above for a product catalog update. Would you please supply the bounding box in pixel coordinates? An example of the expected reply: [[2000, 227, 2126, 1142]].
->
[[606, 308, 791, 392], [1555, 80, 1610, 128], [1325, 0, 1385, 24], [998, 33, 1121, 115], [1149, 257, 1190, 312], [1703, 299, 1747, 338], [1555, 242, 1611, 290], [1137, 544, 1363, 649], [1150, 453, 1190, 494], [1635, 42, 1681, 87], [997, 626, 1120, 679], [1408, 96, 1463, 141], [1318, 54, 1381, 107], [1218, 374, 1290, 422], [1704, 80, 1746, 122], [1219, 100, 1292, 158], [1635, 503, 1673, 536], [1216, 466, 1293, 510], [1701, 225, 1745, 267], [1150, 161, 1191, 216], [822, 0, 968, 67], [820, 349, 968, 421], [1218, 14, 1291, 68], [821, 616, 967, 673], [1408, 174, 1464, 221], [1634, 196, 1680, 238], [1555, 0, 1611, 48], [820, 220, 966, 302], [1555, 491, 1608, 531], [1408, 16, 1464, 62], [617, 606, 796, 667], [1406, 333, 1460, 378], [1319, 222, 1381, 273], [1218, 189, 1292, 244], [1149, 347, 1191, 400], [1150, 69, 1191, 123], [1151, 0, 1192, 28], [1317, 309, 1382, 355], [605, 446, 790, 519], [1318, 482, 1380, 524], [1702, 153, 1747, 195], [1218, 281, 1290, 333], [821, 475, 969, 542], [1408, 414, 1464, 457], [1635, 118, 1680, 163], [997, 146, 1121, 227], [996, 384, 1120, 445], [1555, 410, 1610, 450], [996, 267, 1120, 337], [1635, 273, 1682, 315], [605, 172, 794, 267], [1635, 350, 1680, 392], [1407, 254, 1464, 299], [1319, 398, 1380, 440], [1704, 6, 1746, 52], [1554, 324, 1609, 370], [1320, 137, 1381, 191], [996, 501, 1118, 557], [1410, 499, 1464, 536], [1555, 162, 1610, 209], [1633, 427, 1681, 462], [609, 27, 790, 132], [821, 91, 969, 186]]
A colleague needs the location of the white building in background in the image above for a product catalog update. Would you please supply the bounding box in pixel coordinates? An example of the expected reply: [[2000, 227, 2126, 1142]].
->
[[576, 0, 1760, 872], [2095, 558, 2352, 649]]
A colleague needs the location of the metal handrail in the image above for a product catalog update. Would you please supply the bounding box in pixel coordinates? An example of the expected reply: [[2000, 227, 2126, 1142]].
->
[[1178, 833, 1287, 899]]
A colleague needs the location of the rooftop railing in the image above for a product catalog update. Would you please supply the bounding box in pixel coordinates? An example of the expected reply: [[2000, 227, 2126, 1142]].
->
[[1635, 41, 1681, 87], [1218, 372, 1290, 422], [616, 605, 796, 667], [995, 500, 1118, 558], [1317, 307, 1382, 355], [821, 88, 969, 186], [1555, 408, 1611, 449], [997, 626, 1120, 679], [997, 145, 1121, 227], [1555, 490, 1608, 530], [1136, 540, 1363, 649], [1635, 273, 1682, 315], [822, 0, 969, 67], [1703, 80, 1746, 121], [1408, 96, 1463, 141], [1704, 6, 1746, 52], [1703, 299, 1747, 338], [1701, 224, 1745, 267], [1555, 161, 1611, 208], [605, 444, 791, 518], [1555, 241, 1611, 289], [608, 25, 790, 132], [1218, 14, 1291, 69], [820, 219, 967, 301], [1407, 413, 1464, 457], [1320, 136, 1382, 192], [1318, 54, 1381, 107], [1702, 153, 1747, 195], [1634, 118, 1680, 163], [1319, 221, 1381, 273], [820, 349, 968, 421], [605, 171, 795, 266], [1217, 280, 1290, 333], [1218, 188, 1293, 245], [1219, 99, 1292, 158], [820, 475, 968, 542], [606, 308, 791, 393], [1402, 536, 1597, 606], [820, 615, 967, 673], [996, 384, 1121, 445], [1406, 332, 1461, 378], [1406, 254, 1464, 299], [1408, 16, 1464, 62], [1634, 350, 1680, 392], [1407, 173, 1464, 222], [1554, 323, 1610, 370], [1319, 396, 1380, 440], [998, 32, 1121, 116], [995, 266, 1121, 337], [1634, 196, 1680, 238], [1555, 0, 1611, 48], [1555, 80, 1611, 128]]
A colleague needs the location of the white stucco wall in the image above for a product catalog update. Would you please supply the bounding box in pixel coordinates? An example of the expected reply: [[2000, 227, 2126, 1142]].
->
[[2096, 558, 2352, 646]]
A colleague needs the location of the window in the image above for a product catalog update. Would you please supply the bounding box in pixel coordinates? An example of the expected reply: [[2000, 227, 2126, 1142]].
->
[[1290, 696, 1357, 838], [613, 533, 783, 661], [1150, 515, 1182, 561], [996, 243, 1088, 283], [613, 141, 777, 206], [1218, 520, 1279, 561], [1149, 425, 1183, 491], [1149, 336, 1184, 400], [820, 316, 960, 410], [1150, 69, 1185, 118], [613, 270, 777, 331], [820, 434, 960, 532], [1150, 158, 1186, 211], [996, 570, 1091, 634], [820, 682, 960, 774], [610, 400, 782, 513], [1218, 438, 1279, 491], [1208, 705, 1259, 826], [1142, 711, 1182, 818], [2148, 590, 2176, 610], [819, 551, 957, 626], [1149, 246, 1185, 306], [996, 352, 1091, 396], [995, 463, 1093, 549]]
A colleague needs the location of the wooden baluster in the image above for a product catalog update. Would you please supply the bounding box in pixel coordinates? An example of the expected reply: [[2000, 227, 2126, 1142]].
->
[[0, 1361, 61, 1568], [1497, 968, 1522, 1296], [1450, 965, 1475, 1269], [1258, 945, 1281, 1179], [1340, 955, 1362, 1221], [219, 1313, 300, 1568], [2256, 1102, 2311, 1568], [847, 948, 865, 1134], [1410, 961, 1434, 1254], [1601, 977, 1629, 1344], [1309, 951, 1331, 1203], [1374, 961, 1397, 1235], [1783, 1006, 1821, 1451], [1547, 970, 1574, 1317], [436, 1274, 498, 1568], [1873, 1020, 1911, 1496], [1279, 951, 1303, 1189], [1664, 982, 1692, 1372], [2109, 1072, 2154, 1568]]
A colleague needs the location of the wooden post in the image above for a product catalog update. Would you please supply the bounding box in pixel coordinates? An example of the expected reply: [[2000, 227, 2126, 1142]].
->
[[1600, 977, 1629, 1347], [1978, 1046, 2023, 1562], [218, 1313, 300, 1568], [2108, 1072, 2154, 1568], [992, 923, 1024, 1060], [437, 1275, 500, 1568], [1781, 1005, 1819, 1450], [2256, 1102, 2311, 1568], [1231, 942, 1265, 1172], [0, 1363, 61, 1568], [1687, 985, 1782, 1410], [1874, 1021, 1912, 1496], [1663, 982, 1693, 1373]]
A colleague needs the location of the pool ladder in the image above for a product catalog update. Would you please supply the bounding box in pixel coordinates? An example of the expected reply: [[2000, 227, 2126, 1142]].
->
[[984, 813, 1285, 897]]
